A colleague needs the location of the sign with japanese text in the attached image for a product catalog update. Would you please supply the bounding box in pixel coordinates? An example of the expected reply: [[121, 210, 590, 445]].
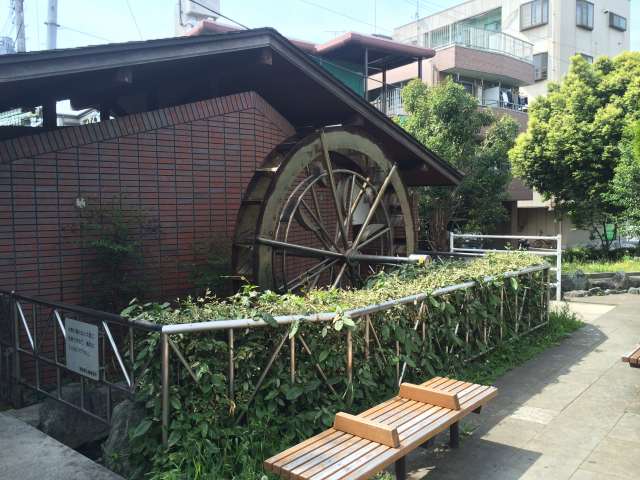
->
[[65, 318, 100, 381]]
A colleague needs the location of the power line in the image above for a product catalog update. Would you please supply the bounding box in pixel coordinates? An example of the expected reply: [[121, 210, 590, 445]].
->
[[124, 0, 143, 40], [187, 0, 250, 30], [57, 24, 113, 43], [296, 0, 393, 33]]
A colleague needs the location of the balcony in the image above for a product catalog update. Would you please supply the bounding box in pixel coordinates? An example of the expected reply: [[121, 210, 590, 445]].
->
[[425, 24, 533, 64]]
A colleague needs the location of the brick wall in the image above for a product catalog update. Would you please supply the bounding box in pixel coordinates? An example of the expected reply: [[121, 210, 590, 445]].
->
[[0, 92, 295, 306]]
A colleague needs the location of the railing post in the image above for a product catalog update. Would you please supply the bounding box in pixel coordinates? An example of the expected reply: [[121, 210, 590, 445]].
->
[[228, 329, 235, 400], [161, 332, 169, 447], [449, 232, 454, 253], [289, 333, 295, 384], [364, 315, 370, 361], [12, 296, 22, 408], [556, 234, 562, 302], [346, 328, 353, 386]]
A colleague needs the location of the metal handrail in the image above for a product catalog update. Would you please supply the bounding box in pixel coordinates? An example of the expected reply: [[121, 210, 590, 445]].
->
[[426, 24, 534, 63], [0, 288, 161, 332], [450, 233, 562, 302], [156, 262, 550, 444]]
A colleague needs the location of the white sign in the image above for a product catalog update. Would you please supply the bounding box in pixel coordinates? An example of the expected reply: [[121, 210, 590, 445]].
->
[[65, 318, 100, 381]]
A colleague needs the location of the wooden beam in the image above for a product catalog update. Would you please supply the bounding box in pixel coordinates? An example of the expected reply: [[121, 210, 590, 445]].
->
[[398, 383, 461, 410], [333, 412, 400, 448]]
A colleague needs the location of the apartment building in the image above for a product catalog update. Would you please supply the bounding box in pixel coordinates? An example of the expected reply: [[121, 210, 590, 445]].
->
[[387, 0, 630, 246]]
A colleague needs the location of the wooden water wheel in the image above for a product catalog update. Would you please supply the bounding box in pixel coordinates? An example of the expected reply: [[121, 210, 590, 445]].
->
[[232, 126, 417, 292]]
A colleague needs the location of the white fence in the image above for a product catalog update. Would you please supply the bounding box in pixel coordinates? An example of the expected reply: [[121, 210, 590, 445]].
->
[[450, 233, 562, 301]]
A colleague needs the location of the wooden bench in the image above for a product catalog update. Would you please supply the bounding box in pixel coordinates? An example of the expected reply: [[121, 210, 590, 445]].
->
[[623, 345, 640, 368], [264, 376, 497, 480]]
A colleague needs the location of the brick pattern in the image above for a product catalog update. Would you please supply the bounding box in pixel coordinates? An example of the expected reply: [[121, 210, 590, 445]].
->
[[0, 92, 295, 305]]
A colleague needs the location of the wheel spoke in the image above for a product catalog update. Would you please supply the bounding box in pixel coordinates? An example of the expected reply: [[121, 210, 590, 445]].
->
[[331, 263, 348, 289], [357, 226, 391, 250], [351, 165, 397, 251], [299, 199, 340, 252], [258, 237, 343, 260], [320, 130, 349, 249], [285, 258, 340, 291]]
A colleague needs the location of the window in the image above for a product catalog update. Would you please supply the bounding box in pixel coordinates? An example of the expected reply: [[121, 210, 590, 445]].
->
[[520, 0, 549, 31], [576, 1, 594, 30], [610, 12, 627, 31], [580, 53, 593, 63], [533, 53, 548, 81]]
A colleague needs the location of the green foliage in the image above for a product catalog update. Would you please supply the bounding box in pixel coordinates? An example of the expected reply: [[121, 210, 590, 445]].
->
[[400, 79, 519, 250], [455, 306, 583, 386], [79, 199, 150, 311], [610, 120, 640, 235], [510, 53, 640, 249], [121, 253, 553, 479]]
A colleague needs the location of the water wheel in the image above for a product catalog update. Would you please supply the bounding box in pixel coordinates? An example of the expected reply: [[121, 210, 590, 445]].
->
[[232, 126, 416, 292]]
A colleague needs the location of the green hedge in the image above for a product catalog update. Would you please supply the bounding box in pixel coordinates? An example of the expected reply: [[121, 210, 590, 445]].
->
[[122, 253, 548, 479]]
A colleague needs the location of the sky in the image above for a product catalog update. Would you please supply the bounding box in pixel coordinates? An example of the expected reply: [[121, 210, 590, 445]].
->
[[1, 0, 639, 52]]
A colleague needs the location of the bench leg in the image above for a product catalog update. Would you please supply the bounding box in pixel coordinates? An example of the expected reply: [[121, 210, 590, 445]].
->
[[419, 437, 435, 449], [395, 456, 406, 480], [449, 422, 460, 449]]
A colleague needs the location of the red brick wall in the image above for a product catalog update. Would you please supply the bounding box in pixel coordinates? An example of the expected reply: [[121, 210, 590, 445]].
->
[[0, 92, 295, 306]]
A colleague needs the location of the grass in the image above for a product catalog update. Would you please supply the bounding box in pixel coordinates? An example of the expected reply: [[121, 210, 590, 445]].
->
[[454, 306, 583, 385], [371, 306, 583, 480], [564, 257, 640, 274]]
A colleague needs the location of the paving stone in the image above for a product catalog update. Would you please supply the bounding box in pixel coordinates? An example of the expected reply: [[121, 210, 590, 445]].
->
[[607, 412, 640, 444], [570, 468, 629, 479], [581, 437, 640, 480], [0, 413, 123, 480], [406, 297, 640, 480]]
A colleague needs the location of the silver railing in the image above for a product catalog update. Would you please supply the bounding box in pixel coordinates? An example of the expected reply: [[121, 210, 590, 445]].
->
[[156, 263, 550, 445], [0, 289, 160, 423], [371, 85, 406, 117], [450, 233, 562, 301], [0, 262, 550, 442], [425, 24, 533, 63]]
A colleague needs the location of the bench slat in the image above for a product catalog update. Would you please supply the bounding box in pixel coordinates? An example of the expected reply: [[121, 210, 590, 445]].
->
[[264, 377, 497, 480], [300, 382, 480, 480], [332, 386, 496, 480], [622, 345, 640, 368]]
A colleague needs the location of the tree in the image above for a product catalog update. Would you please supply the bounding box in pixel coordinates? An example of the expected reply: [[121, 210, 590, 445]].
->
[[510, 52, 640, 250], [611, 120, 640, 235], [400, 78, 519, 250]]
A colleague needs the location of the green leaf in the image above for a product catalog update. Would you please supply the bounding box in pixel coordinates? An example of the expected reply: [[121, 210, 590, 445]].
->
[[285, 386, 304, 401], [167, 429, 182, 447], [130, 418, 152, 439], [289, 320, 300, 339]]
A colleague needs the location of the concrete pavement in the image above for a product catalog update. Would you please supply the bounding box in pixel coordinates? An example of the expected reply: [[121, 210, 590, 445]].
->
[[404, 295, 640, 480], [0, 412, 123, 480]]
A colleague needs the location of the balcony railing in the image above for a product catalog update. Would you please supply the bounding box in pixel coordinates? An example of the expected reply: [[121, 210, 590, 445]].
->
[[371, 85, 406, 117], [425, 24, 533, 63]]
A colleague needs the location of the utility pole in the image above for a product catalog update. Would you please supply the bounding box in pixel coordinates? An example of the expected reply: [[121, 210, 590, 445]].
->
[[45, 0, 59, 49], [13, 0, 26, 52]]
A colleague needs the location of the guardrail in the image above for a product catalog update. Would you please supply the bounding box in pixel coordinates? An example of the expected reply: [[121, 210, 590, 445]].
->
[[426, 24, 534, 63], [0, 289, 160, 423], [0, 262, 551, 447], [450, 233, 562, 301], [155, 263, 550, 445]]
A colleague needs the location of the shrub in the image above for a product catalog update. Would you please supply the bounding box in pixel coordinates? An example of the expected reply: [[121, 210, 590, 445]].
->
[[123, 253, 549, 479]]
